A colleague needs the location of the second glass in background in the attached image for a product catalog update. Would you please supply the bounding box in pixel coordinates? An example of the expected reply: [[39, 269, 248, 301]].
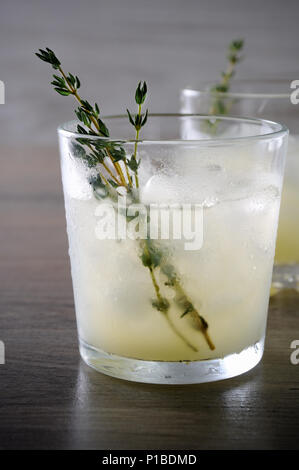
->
[[181, 80, 298, 290]]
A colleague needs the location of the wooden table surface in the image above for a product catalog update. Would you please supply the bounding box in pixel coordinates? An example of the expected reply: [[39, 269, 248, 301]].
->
[[0, 146, 298, 450]]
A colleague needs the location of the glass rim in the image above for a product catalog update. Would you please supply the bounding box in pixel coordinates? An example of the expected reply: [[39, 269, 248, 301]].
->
[[57, 113, 288, 145], [182, 79, 292, 99]]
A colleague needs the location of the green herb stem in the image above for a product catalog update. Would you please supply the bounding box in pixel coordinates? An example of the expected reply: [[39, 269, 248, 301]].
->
[[133, 104, 142, 188], [147, 249, 199, 353], [36, 48, 215, 354], [209, 39, 244, 116]]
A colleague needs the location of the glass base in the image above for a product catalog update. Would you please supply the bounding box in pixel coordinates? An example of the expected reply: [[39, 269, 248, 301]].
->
[[79, 338, 264, 384], [272, 264, 299, 291]]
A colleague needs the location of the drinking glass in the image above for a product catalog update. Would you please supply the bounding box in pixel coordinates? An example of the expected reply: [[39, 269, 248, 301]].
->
[[58, 114, 287, 383], [181, 80, 298, 289]]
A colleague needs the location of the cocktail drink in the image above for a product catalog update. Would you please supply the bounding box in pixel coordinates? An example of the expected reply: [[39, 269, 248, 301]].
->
[[58, 115, 287, 383], [181, 80, 298, 288]]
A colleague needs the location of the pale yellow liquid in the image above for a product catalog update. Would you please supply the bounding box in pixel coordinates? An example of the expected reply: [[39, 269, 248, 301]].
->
[[64, 183, 280, 362], [275, 135, 299, 264]]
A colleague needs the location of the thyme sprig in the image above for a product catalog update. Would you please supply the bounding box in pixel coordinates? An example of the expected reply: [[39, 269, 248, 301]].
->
[[36, 48, 128, 188], [127, 81, 148, 187], [36, 48, 215, 353], [211, 39, 244, 94], [209, 39, 244, 116]]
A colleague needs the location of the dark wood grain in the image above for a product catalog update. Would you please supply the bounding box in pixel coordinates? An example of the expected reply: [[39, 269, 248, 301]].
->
[[0, 146, 298, 450]]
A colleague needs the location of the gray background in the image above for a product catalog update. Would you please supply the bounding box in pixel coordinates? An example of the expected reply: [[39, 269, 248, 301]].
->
[[0, 0, 298, 145]]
